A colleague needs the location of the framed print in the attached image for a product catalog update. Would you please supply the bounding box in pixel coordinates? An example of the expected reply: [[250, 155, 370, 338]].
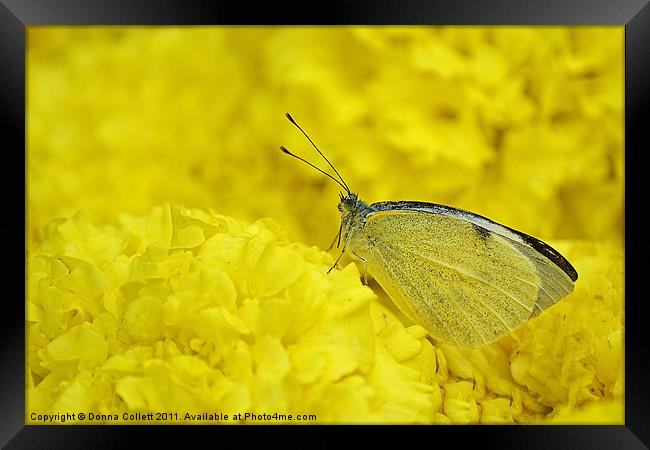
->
[[3, 0, 648, 448]]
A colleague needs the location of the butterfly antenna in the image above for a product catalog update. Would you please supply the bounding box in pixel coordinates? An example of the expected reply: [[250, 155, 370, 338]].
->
[[280, 146, 349, 192], [284, 113, 351, 193]]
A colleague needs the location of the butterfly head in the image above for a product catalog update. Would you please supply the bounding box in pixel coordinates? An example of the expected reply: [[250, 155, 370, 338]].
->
[[338, 192, 359, 214], [338, 192, 374, 243]]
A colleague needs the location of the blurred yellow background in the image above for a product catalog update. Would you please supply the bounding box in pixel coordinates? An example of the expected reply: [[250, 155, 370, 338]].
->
[[26, 26, 624, 424], [27, 26, 623, 250]]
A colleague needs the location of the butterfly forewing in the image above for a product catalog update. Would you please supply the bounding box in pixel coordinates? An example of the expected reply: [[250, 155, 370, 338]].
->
[[357, 208, 575, 347]]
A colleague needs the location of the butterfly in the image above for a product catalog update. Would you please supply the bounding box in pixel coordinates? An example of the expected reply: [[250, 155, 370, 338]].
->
[[280, 113, 577, 348]]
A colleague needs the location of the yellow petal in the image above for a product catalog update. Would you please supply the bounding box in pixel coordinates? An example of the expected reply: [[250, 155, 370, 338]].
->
[[124, 296, 164, 342], [42, 322, 108, 369]]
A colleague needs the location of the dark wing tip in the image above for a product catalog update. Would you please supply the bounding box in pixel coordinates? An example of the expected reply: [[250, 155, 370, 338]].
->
[[521, 234, 578, 282]]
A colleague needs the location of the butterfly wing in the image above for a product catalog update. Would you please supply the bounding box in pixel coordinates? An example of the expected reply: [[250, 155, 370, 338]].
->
[[359, 208, 576, 347]]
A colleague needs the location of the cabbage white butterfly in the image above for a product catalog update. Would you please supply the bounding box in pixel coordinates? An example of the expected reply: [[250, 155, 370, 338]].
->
[[280, 113, 577, 348]]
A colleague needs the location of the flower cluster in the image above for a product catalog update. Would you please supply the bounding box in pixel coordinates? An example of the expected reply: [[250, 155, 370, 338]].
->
[[27, 206, 622, 423], [27, 27, 624, 423], [27, 27, 623, 248]]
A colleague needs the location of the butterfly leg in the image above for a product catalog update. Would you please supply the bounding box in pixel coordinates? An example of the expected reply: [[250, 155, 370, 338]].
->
[[326, 223, 343, 251], [327, 228, 353, 274], [351, 250, 368, 285], [327, 252, 344, 274]]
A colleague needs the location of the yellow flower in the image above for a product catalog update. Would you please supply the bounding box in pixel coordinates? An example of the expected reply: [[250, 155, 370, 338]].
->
[[27, 27, 623, 247], [28, 205, 442, 423], [27, 205, 623, 424]]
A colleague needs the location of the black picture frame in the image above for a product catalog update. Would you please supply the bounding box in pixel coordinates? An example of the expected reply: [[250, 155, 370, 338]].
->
[[4, 0, 648, 448]]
